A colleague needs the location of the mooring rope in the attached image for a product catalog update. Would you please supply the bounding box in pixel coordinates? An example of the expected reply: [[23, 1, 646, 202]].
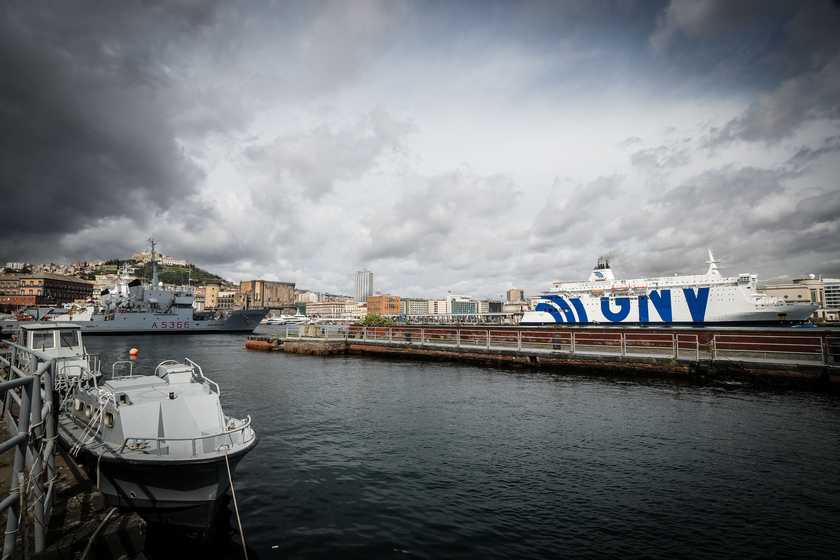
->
[[223, 445, 248, 560], [79, 507, 118, 560], [69, 389, 115, 457]]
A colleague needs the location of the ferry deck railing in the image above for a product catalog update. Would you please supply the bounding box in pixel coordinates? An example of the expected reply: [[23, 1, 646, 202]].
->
[[0, 340, 57, 559], [263, 325, 838, 367]]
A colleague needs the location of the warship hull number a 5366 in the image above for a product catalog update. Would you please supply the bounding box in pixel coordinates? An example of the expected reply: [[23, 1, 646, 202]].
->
[[521, 250, 818, 326]]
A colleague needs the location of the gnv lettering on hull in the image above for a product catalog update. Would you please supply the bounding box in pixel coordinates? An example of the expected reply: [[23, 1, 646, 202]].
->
[[151, 321, 190, 329], [682, 287, 710, 322], [601, 297, 631, 321], [537, 288, 710, 323], [601, 288, 709, 323], [608, 292, 670, 322]]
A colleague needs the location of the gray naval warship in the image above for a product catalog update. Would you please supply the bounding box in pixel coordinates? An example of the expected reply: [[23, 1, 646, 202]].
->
[[22, 244, 268, 335]]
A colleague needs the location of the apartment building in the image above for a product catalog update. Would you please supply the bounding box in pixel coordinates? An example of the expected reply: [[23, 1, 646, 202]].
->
[[367, 294, 401, 316], [355, 269, 373, 303], [0, 273, 94, 311], [428, 299, 448, 314], [402, 298, 429, 316], [507, 289, 524, 302], [306, 300, 346, 320]]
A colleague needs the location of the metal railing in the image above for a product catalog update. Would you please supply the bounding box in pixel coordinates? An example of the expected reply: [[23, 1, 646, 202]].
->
[[114, 415, 255, 457], [711, 333, 838, 366], [0, 340, 57, 559], [267, 324, 350, 340], [351, 327, 702, 361], [265, 326, 837, 367]]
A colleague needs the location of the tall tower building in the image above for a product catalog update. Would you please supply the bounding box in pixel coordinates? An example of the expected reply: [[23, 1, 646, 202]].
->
[[355, 269, 373, 303]]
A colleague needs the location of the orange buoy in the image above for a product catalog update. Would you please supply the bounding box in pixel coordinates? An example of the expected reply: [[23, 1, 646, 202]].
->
[[129, 348, 139, 356]]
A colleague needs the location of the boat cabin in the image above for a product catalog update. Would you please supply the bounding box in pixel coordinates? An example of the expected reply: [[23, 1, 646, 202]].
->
[[20, 322, 82, 353], [18, 323, 97, 380]]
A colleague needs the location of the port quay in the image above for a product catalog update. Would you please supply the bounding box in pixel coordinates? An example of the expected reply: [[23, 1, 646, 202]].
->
[[249, 324, 840, 392]]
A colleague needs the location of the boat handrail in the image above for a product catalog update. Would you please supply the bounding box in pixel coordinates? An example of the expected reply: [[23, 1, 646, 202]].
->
[[153, 359, 181, 376], [115, 415, 253, 457], [150, 358, 219, 394], [87, 353, 102, 377], [184, 357, 220, 395], [111, 360, 135, 379]]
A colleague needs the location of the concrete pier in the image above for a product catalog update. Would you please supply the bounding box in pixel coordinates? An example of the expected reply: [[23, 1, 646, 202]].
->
[[248, 325, 840, 392]]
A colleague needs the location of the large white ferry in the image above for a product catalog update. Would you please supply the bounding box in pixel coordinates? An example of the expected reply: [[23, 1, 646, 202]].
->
[[521, 250, 818, 326]]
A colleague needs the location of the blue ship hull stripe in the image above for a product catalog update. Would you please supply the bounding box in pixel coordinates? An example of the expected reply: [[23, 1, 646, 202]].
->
[[569, 298, 588, 323]]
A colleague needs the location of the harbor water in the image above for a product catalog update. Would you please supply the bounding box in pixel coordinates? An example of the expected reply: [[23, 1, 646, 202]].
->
[[80, 329, 840, 559]]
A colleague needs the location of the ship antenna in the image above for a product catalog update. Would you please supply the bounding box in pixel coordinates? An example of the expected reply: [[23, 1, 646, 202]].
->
[[149, 236, 158, 287]]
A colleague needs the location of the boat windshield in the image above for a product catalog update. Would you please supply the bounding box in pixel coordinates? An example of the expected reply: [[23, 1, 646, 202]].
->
[[32, 331, 55, 350], [59, 329, 80, 348]]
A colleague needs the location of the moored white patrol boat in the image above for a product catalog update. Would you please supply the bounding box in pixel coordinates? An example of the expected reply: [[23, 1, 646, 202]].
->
[[19, 322, 260, 529], [522, 250, 818, 326]]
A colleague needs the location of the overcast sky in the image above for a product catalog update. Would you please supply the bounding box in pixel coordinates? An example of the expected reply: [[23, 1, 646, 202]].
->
[[2, 1, 839, 298]]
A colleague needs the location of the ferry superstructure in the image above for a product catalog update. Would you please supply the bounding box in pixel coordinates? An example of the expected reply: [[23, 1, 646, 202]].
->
[[521, 250, 818, 326]]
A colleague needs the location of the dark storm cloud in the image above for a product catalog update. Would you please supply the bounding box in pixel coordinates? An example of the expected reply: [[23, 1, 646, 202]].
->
[[650, 0, 797, 56], [792, 190, 840, 227], [678, 1, 840, 145], [0, 1, 221, 257]]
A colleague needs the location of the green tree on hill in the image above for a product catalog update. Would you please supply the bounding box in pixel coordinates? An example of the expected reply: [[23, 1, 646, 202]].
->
[[131, 262, 231, 287]]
